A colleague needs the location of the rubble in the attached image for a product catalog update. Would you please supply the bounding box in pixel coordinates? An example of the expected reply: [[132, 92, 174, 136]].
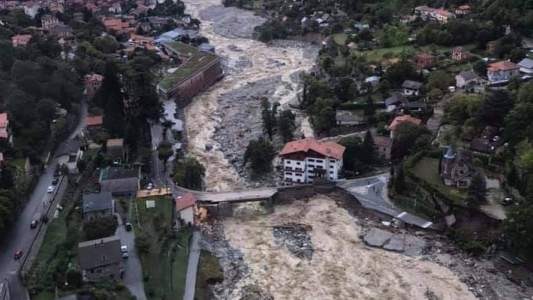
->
[[362, 228, 427, 257], [272, 222, 314, 260], [240, 285, 274, 300], [199, 5, 266, 39]]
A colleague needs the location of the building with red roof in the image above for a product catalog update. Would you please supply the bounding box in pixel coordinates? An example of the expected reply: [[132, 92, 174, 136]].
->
[[280, 138, 345, 184], [12, 34, 32, 47], [415, 52, 436, 69], [85, 73, 103, 99], [0, 113, 12, 143], [487, 60, 520, 83], [175, 193, 196, 227], [389, 115, 422, 138], [85, 115, 103, 133]]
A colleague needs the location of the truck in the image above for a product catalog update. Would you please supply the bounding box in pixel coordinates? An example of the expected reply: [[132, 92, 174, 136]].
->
[[30, 212, 41, 228]]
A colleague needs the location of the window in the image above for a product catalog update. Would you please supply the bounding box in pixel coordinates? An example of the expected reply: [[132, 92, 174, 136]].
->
[[286, 172, 292, 176], [316, 165, 323, 169], [383, 147, 387, 151], [330, 165, 334, 168], [330, 160, 335, 163], [102, 255, 107, 261], [308, 158, 315, 162], [296, 162, 301, 165], [330, 171, 334, 174]]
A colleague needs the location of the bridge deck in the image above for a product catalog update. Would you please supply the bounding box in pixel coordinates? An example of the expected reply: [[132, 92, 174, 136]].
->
[[192, 188, 278, 203]]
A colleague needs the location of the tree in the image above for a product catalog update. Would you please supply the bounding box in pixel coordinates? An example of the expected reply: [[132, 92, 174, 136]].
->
[[473, 60, 487, 76], [362, 131, 375, 163], [260, 98, 279, 141], [174, 158, 205, 190], [364, 97, 375, 116], [158, 140, 174, 171], [66, 268, 83, 288], [307, 98, 337, 133], [83, 216, 117, 240], [278, 110, 296, 143], [467, 174, 487, 206], [127, 57, 162, 120], [98, 60, 125, 136], [427, 71, 453, 93], [504, 203, 533, 254], [394, 166, 406, 192], [444, 94, 483, 125], [392, 122, 431, 159], [334, 77, 355, 102], [339, 136, 369, 172], [135, 234, 151, 254], [243, 137, 276, 174], [477, 90, 513, 127], [382, 61, 420, 88]]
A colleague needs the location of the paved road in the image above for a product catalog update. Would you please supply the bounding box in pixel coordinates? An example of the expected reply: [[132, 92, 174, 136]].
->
[[183, 231, 201, 300], [338, 174, 434, 229], [0, 99, 87, 298], [116, 211, 147, 300]]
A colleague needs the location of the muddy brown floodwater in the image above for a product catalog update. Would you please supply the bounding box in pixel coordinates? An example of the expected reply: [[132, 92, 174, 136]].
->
[[223, 195, 477, 300], [182, 0, 317, 191]]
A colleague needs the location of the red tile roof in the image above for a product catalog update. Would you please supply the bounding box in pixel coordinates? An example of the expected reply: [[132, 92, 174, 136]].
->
[[0, 113, 8, 127], [85, 116, 103, 126], [280, 138, 345, 160], [488, 60, 519, 72], [86, 73, 103, 84], [176, 193, 196, 211], [389, 115, 422, 131]]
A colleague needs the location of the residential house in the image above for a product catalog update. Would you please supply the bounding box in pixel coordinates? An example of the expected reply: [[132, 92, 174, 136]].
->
[[487, 60, 520, 83], [12, 34, 32, 47], [78, 236, 123, 282], [280, 138, 345, 184], [353, 22, 369, 31], [175, 193, 196, 227], [103, 18, 135, 36], [0, 113, 12, 144], [415, 53, 436, 69], [486, 41, 497, 53], [336, 111, 365, 126], [24, 2, 40, 18], [365, 76, 380, 87], [402, 80, 423, 96], [82, 192, 114, 222], [99, 167, 140, 196], [373, 136, 393, 160], [41, 14, 60, 30], [85, 74, 103, 99], [85, 116, 103, 133], [470, 138, 499, 154], [55, 139, 83, 174], [440, 146, 474, 188], [452, 46, 469, 61], [456, 70, 479, 88], [385, 93, 407, 111], [388, 115, 422, 138], [106, 138, 124, 163], [49, 24, 73, 37], [518, 58, 533, 75], [405, 101, 426, 112], [414, 6, 455, 23], [455, 5, 471, 15]]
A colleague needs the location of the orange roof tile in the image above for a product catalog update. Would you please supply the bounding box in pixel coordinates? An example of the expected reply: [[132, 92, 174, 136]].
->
[[280, 138, 345, 160], [85, 116, 103, 126], [176, 193, 196, 211], [488, 60, 519, 72], [389, 115, 422, 131]]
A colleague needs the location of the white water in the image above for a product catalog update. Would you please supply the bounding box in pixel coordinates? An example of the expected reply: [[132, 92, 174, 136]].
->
[[183, 0, 317, 191]]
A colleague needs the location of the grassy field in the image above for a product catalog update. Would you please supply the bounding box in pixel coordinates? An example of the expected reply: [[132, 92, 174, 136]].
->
[[332, 33, 347, 46], [411, 157, 467, 206], [134, 197, 191, 300], [353, 44, 476, 62]]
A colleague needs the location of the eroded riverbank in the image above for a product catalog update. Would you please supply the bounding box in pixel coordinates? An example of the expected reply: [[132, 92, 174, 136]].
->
[[182, 0, 318, 191]]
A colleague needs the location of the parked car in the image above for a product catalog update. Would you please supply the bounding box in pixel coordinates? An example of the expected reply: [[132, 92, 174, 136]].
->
[[501, 197, 514, 206], [147, 183, 153, 190], [121, 245, 129, 259], [47, 186, 54, 193], [52, 177, 59, 185], [125, 222, 132, 232], [13, 250, 23, 260]]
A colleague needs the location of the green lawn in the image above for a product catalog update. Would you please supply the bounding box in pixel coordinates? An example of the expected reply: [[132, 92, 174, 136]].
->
[[134, 197, 191, 300], [332, 33, 347, 46], [353, 44, 475, 62], [172, 230, 193, 299], [410, 157, 467, 206]]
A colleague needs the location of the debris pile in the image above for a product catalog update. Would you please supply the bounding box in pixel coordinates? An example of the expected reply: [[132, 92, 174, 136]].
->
[[273, 222, 314, 260], [240, 284, 274, 300], [362, 228, 427, 257]]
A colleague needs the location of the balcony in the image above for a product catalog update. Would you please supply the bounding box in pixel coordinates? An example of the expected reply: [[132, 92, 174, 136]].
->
[[284, 166, 306, 173]]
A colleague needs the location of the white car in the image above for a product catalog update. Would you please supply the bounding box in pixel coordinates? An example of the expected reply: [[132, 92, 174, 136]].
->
[[121, 245, 129, 258], [147, 183, 153, 190], [47, 186, 54, 193]]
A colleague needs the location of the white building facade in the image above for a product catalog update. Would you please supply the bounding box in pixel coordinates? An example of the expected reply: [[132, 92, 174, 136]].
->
[[280, 138, 345, 184]]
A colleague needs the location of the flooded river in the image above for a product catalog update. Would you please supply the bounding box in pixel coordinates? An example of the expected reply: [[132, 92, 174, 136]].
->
[[182, 0, 317, 191]]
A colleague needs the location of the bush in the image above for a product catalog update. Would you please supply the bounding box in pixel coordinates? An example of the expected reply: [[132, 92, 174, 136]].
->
[[115, 282, 125, 291], [83, 216, 117, 240], [446, 228, 487, 256]]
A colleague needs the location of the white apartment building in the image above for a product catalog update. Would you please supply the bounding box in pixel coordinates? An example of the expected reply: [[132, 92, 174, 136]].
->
[[280, 138, 345, 184]]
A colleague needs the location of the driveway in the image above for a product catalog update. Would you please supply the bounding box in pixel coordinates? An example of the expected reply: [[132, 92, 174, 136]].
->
[[116, 212, 147, 300], [0, 99, 87, 299]]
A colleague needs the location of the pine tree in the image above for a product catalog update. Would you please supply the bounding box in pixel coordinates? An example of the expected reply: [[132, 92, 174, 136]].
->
[[278, 110, 296, 142], [244, 137, 276, 174], [467, 174, 487, 206], [364, 97, 375, 116], [261, 98, 279, 141], [394, 166, 406, 192], [100, 60, 125, 136], [362, 130, 375, 163]]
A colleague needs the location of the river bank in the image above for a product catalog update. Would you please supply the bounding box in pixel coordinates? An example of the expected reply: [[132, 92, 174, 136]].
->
[[182, 0, 318, 191]]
